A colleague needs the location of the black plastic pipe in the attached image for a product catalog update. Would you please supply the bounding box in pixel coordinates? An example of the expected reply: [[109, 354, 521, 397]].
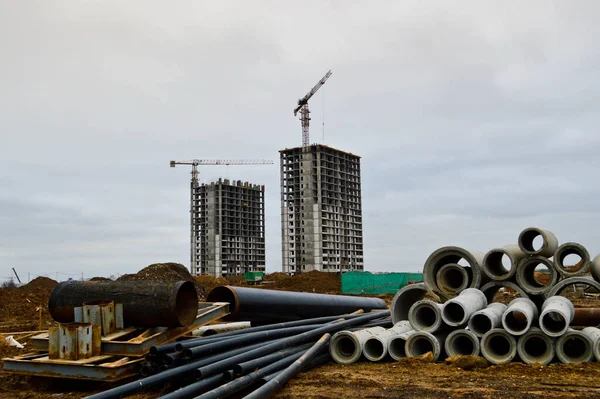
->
[[258, 352, 332, 385], [207, 286, 387, 322], [158, 373, 227, 399], [194, 352, 306, 399], [49, 280, 199, 327], [84, 339, 285, 399], [243, 334, 331, 399], [233, 344, 312, 377], [171, 312, 367, 353], [184, 325, 320, 359], [193, 311, 389, 379]]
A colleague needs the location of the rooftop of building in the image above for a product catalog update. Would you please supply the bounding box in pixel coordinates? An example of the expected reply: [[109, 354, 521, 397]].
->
[[279, 143, 361, 159], [200, 178, 265, 191]]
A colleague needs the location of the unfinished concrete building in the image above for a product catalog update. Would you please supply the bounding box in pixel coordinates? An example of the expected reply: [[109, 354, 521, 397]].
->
[[280, 144, 364, 274], [192, 179, 266, 277]]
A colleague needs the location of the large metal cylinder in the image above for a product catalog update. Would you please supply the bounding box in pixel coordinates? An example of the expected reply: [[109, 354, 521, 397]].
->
[[48, 280, 199, 327], [539, 296, 574, 337], [468, 302, 507, 337], [554, 242, 590, 277], [502, 298, 538, 336], [518, 227, 558, 258], [516, 327, 555, 365], [482, 245, 527, 281], [441, 288, 487, 327], [206, 286, 387, 323]]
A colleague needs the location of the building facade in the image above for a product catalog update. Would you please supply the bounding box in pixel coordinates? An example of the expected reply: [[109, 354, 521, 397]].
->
[[280, 144, 364, 274], [191, 179, 266, 277]]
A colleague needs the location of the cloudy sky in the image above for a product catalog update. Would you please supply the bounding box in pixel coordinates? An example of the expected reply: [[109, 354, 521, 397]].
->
[[1, 1, 599, 282]]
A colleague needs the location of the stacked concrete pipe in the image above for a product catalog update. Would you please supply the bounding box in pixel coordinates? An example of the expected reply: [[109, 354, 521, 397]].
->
[[468, 303, 507, 337], [408, 300, 445, 332], [441, 288, 487, 327], [329, 327, 386, 364], [363, 321, 413, 362]]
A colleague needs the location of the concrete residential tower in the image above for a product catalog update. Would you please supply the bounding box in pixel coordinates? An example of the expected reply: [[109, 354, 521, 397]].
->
[[192, 179, 266, 277], [280, 144, 364, 274]]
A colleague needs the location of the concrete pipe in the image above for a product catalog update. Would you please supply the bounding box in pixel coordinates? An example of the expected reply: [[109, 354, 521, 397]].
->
[[556, 328, 594, 364], [479, 281, 544, 309], [581, 327, 600, 361], [329, 327, 386, 364], [480, 328, 517, 365], [441, 288, 487, 327], [515, 256, 559, 295], [591, 254, 600, 283], [405, 330, 448, 361], [547, 276, 600, 298], [518, 227, 559, 258], [423, 246, 486, 297], [390, 283, 429, 324], [468, 303, 507, 337], [539, 296, 574, 337], [482, 245, 527, 281], [502, 297, 538, 336], [445, 329, 480, 357], [408, 300, 445, 332], [516, 327, 555, 365], [388, 330, 417, 361], [554, 243, 590, 277], [363, 321, 413, 362], [435, 264, 472, 296]]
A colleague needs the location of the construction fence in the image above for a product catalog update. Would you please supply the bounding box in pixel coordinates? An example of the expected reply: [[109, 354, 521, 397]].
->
[[341, 271, 423, 295]]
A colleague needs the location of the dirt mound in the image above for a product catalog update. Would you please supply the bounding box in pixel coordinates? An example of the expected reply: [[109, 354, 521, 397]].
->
[[196, 275, 229, 295], [262, 271, 341, 294], [118, 263, 206, 299], [23, 276, 58, 291], [0, 277, 58, 332], [89, 276, 112, 282]]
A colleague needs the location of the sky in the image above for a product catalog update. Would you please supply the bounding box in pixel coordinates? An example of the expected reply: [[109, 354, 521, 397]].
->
[[1, 0, 599, 282]]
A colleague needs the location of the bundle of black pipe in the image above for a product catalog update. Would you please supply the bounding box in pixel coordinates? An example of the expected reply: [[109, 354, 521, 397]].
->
[[48, 280, 199, 327], [86, 310, 388, 399], [206, 285, 387, 322]]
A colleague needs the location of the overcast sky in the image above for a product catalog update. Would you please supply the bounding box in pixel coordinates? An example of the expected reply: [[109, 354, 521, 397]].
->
[[1, 1, 599, 282]]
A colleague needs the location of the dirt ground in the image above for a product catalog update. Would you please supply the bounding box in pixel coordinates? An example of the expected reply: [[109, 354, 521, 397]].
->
[[3, 267, 600, 398]]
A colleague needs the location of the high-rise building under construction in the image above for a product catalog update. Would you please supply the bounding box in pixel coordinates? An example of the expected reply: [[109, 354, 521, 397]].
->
[[192, 178, 266, 277], [280, 144, 364, 274]]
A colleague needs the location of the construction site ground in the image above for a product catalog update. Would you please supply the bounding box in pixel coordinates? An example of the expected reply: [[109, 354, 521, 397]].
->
[[2, 265, 600, 398]]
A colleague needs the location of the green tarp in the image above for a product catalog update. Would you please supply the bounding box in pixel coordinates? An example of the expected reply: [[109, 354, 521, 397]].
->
[[341, 271, 423, 295]]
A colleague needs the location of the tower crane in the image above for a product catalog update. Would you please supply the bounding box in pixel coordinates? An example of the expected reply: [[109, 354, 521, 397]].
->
[[293, 69, 332, 147], [170, 159, 274, 275]]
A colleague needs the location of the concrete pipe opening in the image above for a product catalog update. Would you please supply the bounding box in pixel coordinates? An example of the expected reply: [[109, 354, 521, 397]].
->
[[518, 330, 554, 365], [407, 336, 434, 357], [388, 336, 409, 360], [423, 247, 484, 297], [483, 251, 513, 280], [481, 329, 517, 365], [557, 332, 593, 364], [516, 257, 558, 295], [364, 337, 385, 361], [470, 313, 492, 337], [409, 301, 443, 332], [443, 303, 466, 326], [518, 227, 558, 258], [548, 277, 600, 298], [436, 264, 469, 294], [330, 333, 361, 364], [390, 283, 428, 324], [555, 243, 590, 277], [541, 312, 567, 336], [446, 330, 479, 357], [504, 310, 528, 334]]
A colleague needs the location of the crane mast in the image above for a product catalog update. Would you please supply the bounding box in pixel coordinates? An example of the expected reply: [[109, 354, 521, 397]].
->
[[170, 159, 273, 276], [294, 70, 332, 147]]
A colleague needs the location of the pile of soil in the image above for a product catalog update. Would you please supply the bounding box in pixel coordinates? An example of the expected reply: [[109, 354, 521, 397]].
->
[[195, 275, 229, 295], [0, 277, 58, 332], [89, 276, 112, 281], [263, 271, 341, 294], [118, 263, 206, 299]]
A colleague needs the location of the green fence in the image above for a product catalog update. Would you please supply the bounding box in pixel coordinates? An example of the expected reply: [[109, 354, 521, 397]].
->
[[341, 271, 423, 295]]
